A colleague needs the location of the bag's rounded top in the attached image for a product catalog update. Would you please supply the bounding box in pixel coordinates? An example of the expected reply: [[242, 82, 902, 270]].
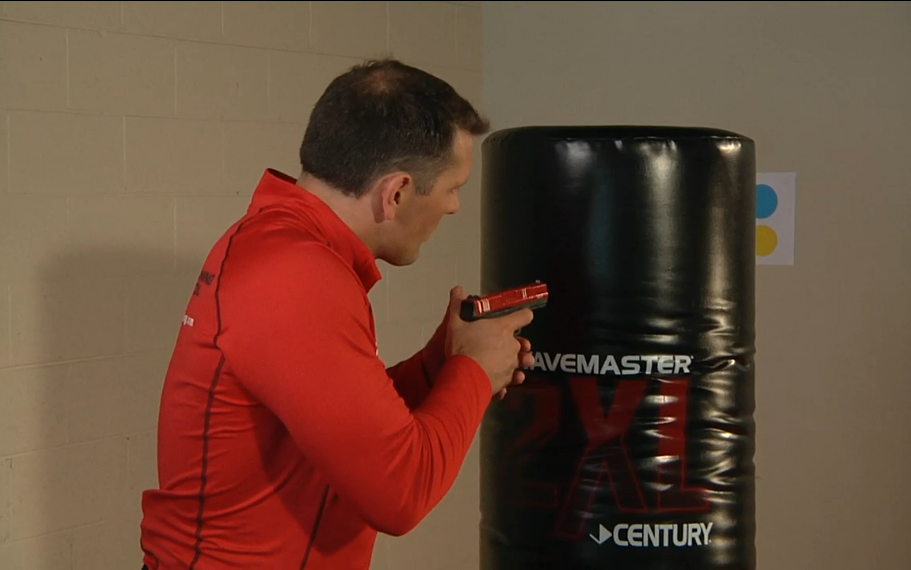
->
[[484, 125, 753, 145]]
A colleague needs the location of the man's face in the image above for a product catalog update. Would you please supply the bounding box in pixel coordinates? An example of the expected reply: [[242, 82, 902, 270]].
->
[[383, 130, 474, 266]]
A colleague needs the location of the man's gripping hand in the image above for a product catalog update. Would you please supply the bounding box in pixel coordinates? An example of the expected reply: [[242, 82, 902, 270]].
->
[[444, 286, 534, 399]]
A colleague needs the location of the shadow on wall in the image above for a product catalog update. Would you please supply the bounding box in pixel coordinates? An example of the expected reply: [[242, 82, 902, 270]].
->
[[2, 206, 478, 568], [4, 247, 196, 569]]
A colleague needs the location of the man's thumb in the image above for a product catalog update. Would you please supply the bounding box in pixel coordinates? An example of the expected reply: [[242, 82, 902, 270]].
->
[[450, 285, 468, 302], [449, 286, 468, 316]]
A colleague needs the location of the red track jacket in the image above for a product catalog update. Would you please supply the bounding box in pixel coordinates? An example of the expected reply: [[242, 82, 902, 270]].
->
[[139, 169, 492, 569]]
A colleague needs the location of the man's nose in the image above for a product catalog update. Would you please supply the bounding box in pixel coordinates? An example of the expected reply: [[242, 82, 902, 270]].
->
[[448, 193, 460, 214]]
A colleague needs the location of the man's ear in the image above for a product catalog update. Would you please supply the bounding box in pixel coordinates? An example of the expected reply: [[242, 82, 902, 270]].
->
[[374, 171, 414, 222]]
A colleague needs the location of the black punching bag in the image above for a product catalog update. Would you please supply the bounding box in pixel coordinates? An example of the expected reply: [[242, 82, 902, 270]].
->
[[478, 126, 756, 570]]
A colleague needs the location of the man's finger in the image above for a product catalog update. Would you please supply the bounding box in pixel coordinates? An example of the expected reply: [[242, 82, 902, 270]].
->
[[504, 307, 534, 330], [517, 337, 532, 352], [518, 352, 534, 369]]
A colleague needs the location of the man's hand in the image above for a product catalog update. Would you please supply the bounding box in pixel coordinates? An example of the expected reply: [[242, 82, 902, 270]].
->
[[444, 286, 535, 398], [495, 335, 533, 399]]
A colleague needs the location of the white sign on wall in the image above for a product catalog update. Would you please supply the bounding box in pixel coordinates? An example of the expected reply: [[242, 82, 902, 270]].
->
[[755, 172, 797, 265]]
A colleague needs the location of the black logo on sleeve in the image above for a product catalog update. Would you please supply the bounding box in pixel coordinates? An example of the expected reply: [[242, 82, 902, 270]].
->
[[193, 270, 217, 296]]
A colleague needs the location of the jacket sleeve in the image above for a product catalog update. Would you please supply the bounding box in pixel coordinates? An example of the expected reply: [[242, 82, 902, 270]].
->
[[385, 319, 448, 409], [217, 240, 492, 536]]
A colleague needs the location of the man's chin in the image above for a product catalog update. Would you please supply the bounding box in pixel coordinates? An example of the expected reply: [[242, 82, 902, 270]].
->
[[380, 249, 421, 267]]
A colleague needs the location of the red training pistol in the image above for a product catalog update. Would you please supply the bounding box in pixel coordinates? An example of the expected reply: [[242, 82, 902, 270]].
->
[[460, 281, 549, 322]]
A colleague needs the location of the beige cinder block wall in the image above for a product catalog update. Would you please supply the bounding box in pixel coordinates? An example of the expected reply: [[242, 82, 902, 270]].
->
[[483, 1, 911, 569], [0, 2, 483, 568]]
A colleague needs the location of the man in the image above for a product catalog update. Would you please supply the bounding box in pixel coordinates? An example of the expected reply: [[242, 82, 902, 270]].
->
[[139, 58, 535, 569]]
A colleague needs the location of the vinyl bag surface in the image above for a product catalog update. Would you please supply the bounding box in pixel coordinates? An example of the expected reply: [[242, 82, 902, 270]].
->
[[478, 126, 757, 570]]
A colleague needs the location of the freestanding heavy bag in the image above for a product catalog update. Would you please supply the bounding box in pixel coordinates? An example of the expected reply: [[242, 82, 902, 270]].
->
[[478, 126, 756, 570]]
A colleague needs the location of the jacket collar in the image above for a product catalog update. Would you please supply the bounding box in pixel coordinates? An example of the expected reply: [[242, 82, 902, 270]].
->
[[248, 169, 382, 293]]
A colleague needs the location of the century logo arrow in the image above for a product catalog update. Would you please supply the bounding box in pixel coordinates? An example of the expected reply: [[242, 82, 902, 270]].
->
[[589, 522, 714, 548], [590, 525, 612, 545]]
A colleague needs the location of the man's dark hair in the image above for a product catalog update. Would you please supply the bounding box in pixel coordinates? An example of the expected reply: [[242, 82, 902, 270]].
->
[[299, 58, 490, 197]]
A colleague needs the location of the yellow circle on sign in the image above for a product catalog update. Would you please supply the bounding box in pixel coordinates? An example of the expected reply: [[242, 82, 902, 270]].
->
[[756, 225, 778, 256]]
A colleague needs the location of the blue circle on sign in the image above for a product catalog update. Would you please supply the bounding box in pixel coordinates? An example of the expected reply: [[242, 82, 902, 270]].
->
[[757, 184, 778, 219]]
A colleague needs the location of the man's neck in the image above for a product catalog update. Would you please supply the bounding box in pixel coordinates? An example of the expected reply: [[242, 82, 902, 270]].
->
[[296, 172, 381, 254]]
